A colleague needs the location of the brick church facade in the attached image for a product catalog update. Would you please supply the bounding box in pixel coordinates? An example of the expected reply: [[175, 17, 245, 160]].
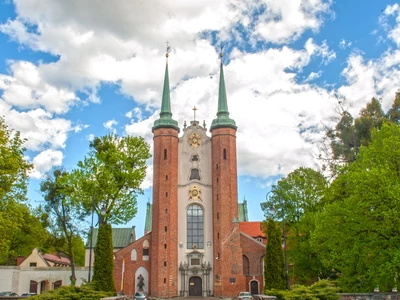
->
[[113, 52, 266, 298]]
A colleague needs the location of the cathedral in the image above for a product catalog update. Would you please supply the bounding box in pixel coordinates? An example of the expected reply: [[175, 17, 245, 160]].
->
[[113, 51, 266, 298]]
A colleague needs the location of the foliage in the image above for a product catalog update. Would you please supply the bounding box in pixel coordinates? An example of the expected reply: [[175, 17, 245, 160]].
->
[[0, 202, 49, 265], [387, 90, 400, 123], [92, 223, 115, 292], [261, 168, 328, 283], [40, 168, 86, 284], [320, 96, 391, 176], [70, 134, 151, 225], [30, 283, 115, 300], [265, 280, 340, 300], [312, 123, 400, 292], [0, 116, 33, 203], [264, 219, 286, 290]]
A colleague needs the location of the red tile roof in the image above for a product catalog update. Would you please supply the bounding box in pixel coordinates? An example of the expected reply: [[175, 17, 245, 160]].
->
[[42, 254, 71, 266], [239, 222, 265, 238]]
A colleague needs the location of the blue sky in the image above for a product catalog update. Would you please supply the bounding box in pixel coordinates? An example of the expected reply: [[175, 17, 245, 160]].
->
[[1, 0, 400, 237]]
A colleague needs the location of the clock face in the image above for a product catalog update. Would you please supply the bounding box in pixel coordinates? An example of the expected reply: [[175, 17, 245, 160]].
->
[[188, 133, 202, 148], [189, 185, 202, 201]]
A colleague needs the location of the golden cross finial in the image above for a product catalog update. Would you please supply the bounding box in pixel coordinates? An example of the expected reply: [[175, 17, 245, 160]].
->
[[192, 106, 198, 121], [220, 45, 224, 58]]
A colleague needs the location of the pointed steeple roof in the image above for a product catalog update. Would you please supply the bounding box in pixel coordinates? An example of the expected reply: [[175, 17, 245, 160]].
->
[[210, 52, 237, 131], [152, 53, 179, 132]]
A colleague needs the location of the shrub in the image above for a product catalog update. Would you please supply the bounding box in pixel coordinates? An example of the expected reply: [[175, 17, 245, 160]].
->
[[264, 280, 340, 300], [31, 284, 115, 300]]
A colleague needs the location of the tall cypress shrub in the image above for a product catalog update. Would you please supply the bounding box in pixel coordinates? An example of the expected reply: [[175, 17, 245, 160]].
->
[[93, 223, 116, 292], [264, 219, 285, 291]]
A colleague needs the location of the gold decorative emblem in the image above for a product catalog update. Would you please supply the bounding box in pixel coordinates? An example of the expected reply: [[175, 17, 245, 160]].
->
[[189, 185, 202, 201], [188, 133, 202, 148]]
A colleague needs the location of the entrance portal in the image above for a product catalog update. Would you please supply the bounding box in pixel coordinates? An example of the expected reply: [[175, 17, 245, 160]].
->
[[189, 276, 202, 296], [250, 280, 259, 295]]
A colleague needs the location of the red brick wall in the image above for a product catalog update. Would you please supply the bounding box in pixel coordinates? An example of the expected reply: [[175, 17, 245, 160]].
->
[[114, 234, 151, 297], [211, 127, 245, 297], [151, 127, 179, 298], [240, 233, 266, 293]]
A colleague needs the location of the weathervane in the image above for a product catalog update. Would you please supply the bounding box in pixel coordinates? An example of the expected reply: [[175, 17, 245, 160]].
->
[[166, 41, 171, 59]]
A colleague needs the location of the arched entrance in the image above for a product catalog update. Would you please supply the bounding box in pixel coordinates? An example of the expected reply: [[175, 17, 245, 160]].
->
[[250, 280, 259, 295], [189, 276, 202, 296]]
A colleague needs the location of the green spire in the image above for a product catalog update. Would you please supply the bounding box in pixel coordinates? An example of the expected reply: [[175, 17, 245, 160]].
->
[[210, 55, 237, 131], [153, 55, 179, 132]]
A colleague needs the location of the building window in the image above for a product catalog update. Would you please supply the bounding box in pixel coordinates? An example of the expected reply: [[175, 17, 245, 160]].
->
[[223, 148, 227, 160], [164, 278, 166, 284], [54, 280, 62, 290], [29, 281, 38, 294], [164, 149, 167, 160], [256, 238, 263, 243], [191, 154, 199, 162], [166, 192, 168, 197], [131, 249, 137, 261], [165, 208, 168, 214], [164, 244, 167, 249], [165, 226, 167, 232], [187, 204, 204, 249], [190, 168, 201, 180], [143, 248, 149, 256], [164, 261, 167, 266], [217, 212, 219, 219], [29, 262, 37, 267], [166, 175, 168, 180]]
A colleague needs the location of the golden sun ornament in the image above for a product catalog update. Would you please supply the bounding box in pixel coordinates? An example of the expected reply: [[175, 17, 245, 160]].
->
[[188, 133, 202, 148]]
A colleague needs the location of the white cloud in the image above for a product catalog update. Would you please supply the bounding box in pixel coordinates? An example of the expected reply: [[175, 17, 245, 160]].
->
[[31, 149, 63, 179], [103, 119, 118, 132]]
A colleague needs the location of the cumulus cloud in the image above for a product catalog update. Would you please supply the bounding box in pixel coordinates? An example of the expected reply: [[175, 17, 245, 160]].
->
[[31, 149, 63, 178]]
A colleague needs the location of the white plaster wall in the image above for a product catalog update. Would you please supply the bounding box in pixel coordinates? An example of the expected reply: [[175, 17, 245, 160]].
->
[[0, 267, 89, 296], [177, 122, 214, 294]]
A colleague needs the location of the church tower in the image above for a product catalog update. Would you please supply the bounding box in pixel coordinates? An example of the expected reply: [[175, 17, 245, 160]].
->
[[210, 52, 244, 296], [150, 51, 180, 298]]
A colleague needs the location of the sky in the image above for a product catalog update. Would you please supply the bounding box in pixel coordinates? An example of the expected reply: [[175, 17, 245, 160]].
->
[[1, 0, 400, 238]]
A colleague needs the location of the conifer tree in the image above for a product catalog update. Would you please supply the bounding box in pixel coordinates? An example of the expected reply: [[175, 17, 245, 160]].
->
[[93, 222, 115, 292], [264, 219, 285, 291]]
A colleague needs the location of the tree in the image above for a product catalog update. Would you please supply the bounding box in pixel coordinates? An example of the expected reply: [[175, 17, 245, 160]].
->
[[0, 117, 34, 263], [261, 168, 328, 283], [387, 90, 400, 123], [320, 96, 388, 176], [264, 219, 285, 290], [0, 116, 32, 202], [40, 168, 86, 285], [71, 134, 151, 292], [312, 123, 400, 292]]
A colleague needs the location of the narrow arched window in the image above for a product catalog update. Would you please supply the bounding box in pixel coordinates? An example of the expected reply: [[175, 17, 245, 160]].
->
[[164, 149, 167, 160], [223, 149, 227, 160], [187, 204, 204, 249]]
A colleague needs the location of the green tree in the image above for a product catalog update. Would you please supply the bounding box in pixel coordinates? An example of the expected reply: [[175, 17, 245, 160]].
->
[[0, 117, 32, 202], [40, 168, 86, 285], [0, 117, 34, 262], [71, 134, 151, 292], [312, 123, 400, 292], [261, 168, 328, 283], [93, 222, 115, 292], [264, 219, 286, 290], [320, 97, 388, 176], [387, 90, 400, 123]]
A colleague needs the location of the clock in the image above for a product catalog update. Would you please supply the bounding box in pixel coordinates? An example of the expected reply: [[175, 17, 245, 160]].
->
[[188, 133, 202, 148], [189, 185, 202, 201]]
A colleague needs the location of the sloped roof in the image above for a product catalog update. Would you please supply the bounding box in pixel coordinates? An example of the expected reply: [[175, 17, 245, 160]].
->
[[86, 227, 135, 248], [239, 222, 265, 238], [42, 253, 71, 266]]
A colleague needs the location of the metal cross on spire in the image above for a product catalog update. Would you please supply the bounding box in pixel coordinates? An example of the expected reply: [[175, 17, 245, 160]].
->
[[166, 41, 171, 59], [192, 106, 198, 121]]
